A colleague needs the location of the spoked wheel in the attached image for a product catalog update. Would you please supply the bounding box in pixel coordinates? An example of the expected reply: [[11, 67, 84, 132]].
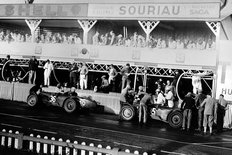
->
[[168, 110, 183, 128], [27, 94, 38, 107], [63, 98, 77, 113], [120, 105, 135, 121]]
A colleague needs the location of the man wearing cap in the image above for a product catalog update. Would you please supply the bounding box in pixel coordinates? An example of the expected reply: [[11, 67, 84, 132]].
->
[[79, 62, 89, 90], [43, 59, 53, 87], [181, 92, 195, 131], [99, 75, 109, 93]]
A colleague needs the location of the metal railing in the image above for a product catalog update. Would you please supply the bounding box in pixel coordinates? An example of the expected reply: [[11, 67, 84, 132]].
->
[[0, 129, 155, 155]]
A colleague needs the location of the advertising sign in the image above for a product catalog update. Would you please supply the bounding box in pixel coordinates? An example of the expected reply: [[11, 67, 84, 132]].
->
[[0, 4, 88, 18], [88, 3, 220, 19]]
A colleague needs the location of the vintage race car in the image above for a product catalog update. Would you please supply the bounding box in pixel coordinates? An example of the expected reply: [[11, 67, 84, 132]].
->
[[119, 100, 183, 128], [27, 85, 98, 113]]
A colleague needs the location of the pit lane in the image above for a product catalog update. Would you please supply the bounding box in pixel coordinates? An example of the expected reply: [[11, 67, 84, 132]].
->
[[0, 99, 232, 155]]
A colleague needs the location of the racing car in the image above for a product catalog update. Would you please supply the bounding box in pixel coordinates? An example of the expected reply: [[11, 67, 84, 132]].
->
[[27, 85, 98, 113], [119, 95, 183, 128]]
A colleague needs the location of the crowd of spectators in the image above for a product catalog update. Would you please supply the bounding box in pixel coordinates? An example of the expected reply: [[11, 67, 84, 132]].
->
[[0, 29, 82, 44], [0, 26, 216, 50], [92, 29, 216, 50]]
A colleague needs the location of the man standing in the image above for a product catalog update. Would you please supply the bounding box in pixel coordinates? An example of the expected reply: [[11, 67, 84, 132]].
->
[[120, 63, 131, 91], [108, 64, 117, 91], [195, 90, 206, 131], [139, 90, 154, 124], [79, 62, 89, 90], [165, 87, 174, 108], [43, 59, 53, 87], [217, 94, 228, 133], [69, 62, 78, 87], [28, 56, 39, 84], [201, 93, 217, 135], [3, 55, 11, 81], [181, 92, 195, 131]]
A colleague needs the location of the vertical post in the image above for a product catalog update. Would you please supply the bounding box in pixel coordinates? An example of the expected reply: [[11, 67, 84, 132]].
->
[[58, 138, 63, 155], [81, 142, 86, 155], [51, 137, 55, 155], [73, 141, 78, 155], [43, 136, 48, 154], [8, 130, 12, 148], [14, 131, 19, 149], [138, 20, 160, 42], [205, 21, 220, 98], [36, 135, 41, 153], [77, 20, 97, 44], [97, 144, 102, 155], [25, 19, 42, 43], [1, 129, 6, 146], [29, 134, 34, 151], [89, 143, 94, 155]]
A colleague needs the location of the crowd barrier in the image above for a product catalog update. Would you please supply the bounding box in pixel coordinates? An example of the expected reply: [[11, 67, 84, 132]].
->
[[0, 129, 153, 155]]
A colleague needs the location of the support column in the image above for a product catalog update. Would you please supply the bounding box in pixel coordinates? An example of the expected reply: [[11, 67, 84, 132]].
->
[[25, 19, 42, 43], [206, 21, 220, 98], [77, 20, 97, 44], [138, 20, 160, 41]]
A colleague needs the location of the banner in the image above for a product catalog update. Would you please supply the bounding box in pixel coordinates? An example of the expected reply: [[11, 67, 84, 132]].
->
[[0, 4, 88, 18], [88, 3, 220, 19]]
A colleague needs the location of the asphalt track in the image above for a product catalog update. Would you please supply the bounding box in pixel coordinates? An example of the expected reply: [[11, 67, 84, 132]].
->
[[0, 99, 232, 155]]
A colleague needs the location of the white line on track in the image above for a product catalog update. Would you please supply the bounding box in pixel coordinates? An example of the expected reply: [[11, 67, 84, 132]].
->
[[75, 135, 102, 142], [33, 129, 57, 135], [161, 150, 187, 155], [1, 123, 22, 128], [1, 112, 232, 151], [113, 142, 142, 148]]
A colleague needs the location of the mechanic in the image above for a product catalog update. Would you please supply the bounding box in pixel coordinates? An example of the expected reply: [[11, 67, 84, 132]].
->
[[3, 55, 12, 81], [195, 89, 206, 132], [28, 56, 39, 84], [181, 92, 195, 131], [200, 92, 217, 135], [154, 89, 166, 108], [43, 59, 54, 87], [120, 63, 131, 91], [79, 62, 89, 90], [69, 61, 78, 87], [139, 89, 154, 124], [165, 87, 174, 108], [108, 64, 118, 92], [216, 94, 228, 133], [99, 75, 110, 93]]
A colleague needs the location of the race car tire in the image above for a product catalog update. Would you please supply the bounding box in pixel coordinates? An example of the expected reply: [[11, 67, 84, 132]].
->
[[63, 98, 77, 113], [119, 105, 135, 121], [27, 94, 38, 107], [167, 110, 183, 128]]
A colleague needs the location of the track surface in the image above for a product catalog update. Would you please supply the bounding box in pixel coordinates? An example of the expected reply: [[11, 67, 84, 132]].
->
[[0, 99, 232, 155]]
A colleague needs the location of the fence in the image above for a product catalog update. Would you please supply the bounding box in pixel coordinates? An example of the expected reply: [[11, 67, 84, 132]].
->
[[0, 129, 154, 155]]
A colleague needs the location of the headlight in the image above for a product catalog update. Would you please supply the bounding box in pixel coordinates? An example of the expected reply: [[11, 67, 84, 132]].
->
[[79, 99, 86, 107]]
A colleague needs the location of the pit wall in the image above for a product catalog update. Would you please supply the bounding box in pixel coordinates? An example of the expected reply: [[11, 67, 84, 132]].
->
[[0, 81, 121, 114]]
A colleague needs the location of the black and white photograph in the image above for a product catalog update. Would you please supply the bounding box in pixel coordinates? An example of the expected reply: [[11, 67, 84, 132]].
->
[[0, 0, 232, 154]]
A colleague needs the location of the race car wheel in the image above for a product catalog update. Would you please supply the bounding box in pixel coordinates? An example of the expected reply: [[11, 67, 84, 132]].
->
[[120, 105, 135, 121], [27, 94, 38, 107], [167, 110, 183, 128], [64, 98, 77, 113]]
